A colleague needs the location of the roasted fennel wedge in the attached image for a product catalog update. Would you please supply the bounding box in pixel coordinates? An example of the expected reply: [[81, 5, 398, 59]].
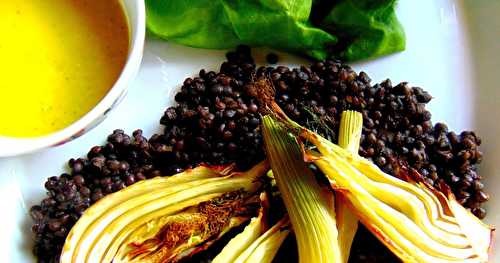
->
[[212, 192, 270, 263], [61, 161, 269, 263], [261, 115, 342, 263], [232, 216, 291, 263], [214, 212, 290, 263], [297, 121, 494, 263], [336, 110, 363, 262]]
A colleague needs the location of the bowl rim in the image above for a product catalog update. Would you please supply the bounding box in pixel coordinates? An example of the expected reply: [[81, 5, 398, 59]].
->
[[0, 0, 146, 157]]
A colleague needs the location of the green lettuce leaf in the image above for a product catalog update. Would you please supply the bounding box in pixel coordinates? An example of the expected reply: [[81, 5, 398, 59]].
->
[[221, 0, 337, 59], [145, 0, 405, 61], [145, 0, 241, 48], [320, 0, 406, 61]]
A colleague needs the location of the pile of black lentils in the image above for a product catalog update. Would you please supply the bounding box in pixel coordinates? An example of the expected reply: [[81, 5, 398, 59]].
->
[[30, 46, 487, 263]]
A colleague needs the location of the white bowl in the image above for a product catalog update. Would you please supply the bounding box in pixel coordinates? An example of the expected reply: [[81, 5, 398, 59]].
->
[[0, 0, 145, 157]]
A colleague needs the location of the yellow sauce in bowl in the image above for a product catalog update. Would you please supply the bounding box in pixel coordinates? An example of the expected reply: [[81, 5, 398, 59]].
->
[[0, 0, 129, 137]]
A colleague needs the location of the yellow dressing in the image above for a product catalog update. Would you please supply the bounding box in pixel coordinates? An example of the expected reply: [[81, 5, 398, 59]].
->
[[0, 0, 129, 137]]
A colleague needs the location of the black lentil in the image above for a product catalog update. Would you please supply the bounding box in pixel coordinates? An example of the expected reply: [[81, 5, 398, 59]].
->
[[30, 129, 155, 263]]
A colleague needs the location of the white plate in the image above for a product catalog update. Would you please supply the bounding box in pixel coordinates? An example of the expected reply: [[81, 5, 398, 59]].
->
[[1, 0, 499, 261]]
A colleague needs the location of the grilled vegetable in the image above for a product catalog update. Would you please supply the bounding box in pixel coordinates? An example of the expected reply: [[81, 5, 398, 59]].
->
[[298, 123, 494, 262], [214, 191, 290, 263], [233, 216, 291, 263], [336, 110, 363, 262], [262, 115, 342, 263], [212, 193, 270, 263], [61, 162, 269, 263]]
